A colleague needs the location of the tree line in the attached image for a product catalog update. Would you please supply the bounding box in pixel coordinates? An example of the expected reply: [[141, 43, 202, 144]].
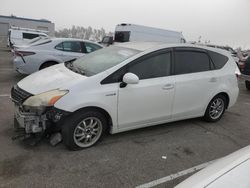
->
[[55, 26, 113, 42]]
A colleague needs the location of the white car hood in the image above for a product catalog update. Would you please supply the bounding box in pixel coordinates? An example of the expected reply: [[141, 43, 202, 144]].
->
[[18, 64, 85, 95]]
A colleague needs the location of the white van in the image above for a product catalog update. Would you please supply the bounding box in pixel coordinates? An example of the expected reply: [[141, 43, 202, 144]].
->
[[8, 27, 48, 47], [115, 23, 186, 43]]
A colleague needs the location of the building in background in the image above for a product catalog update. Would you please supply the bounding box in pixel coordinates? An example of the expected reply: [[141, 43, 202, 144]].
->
[[0, 15, 55, 47]]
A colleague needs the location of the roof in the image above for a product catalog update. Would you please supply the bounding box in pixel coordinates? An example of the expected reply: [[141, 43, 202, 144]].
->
[[116, 23, 182, 34], [114, 41, 165, 51], [114, 42, 232, 57], [0, 15, 52, 23], [50, 38, 103, 46]]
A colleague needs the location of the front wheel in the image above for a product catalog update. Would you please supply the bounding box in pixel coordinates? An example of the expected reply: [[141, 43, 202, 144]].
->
[[204, 95, 227, 122], [246, 81, 250, 90], [62, 110, 107, 150]]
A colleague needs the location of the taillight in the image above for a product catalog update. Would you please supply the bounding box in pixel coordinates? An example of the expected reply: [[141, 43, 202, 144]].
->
[[235, 68, 241, 80], [238, 61, 245, 72], [14, 51, 36, 57]]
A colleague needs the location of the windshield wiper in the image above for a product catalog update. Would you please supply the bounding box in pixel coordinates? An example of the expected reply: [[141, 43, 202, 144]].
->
[[64, 60, 86, 76]]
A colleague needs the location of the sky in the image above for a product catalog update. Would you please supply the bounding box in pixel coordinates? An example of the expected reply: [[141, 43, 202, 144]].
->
[[1, 0, 250, 49]]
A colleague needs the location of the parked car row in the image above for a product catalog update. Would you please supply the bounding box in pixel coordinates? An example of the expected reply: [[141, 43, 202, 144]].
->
[[238, 56, 250, 90]]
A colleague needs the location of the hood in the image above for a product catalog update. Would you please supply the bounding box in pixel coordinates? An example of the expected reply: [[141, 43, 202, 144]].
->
[[18, 64, 85, 95]]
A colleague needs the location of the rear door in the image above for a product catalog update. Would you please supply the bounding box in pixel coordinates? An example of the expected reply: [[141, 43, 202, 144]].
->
[[54, 41, 84, 62], [172, 47, 217, 119]]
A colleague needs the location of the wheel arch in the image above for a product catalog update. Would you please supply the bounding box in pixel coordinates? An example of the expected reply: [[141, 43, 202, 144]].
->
[[39, 60, 59, 70], [73, 106, 113, 131], [213, 92, 230, 109]]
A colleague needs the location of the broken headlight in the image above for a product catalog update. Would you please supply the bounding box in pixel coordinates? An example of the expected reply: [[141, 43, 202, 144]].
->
[[23, 89, 68, 108]]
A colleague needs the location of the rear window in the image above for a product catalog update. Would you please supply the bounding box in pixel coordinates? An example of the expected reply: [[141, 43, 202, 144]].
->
[[208, 51, 228, 69], [23, 33, 39, 39], [115, 31, 130, 42]]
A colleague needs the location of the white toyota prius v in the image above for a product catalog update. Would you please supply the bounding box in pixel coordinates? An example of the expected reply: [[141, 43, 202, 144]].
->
[[11, 42, 239, 150]]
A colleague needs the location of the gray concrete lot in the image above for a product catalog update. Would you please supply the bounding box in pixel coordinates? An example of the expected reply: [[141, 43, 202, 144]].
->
[[0, 48, 250, 188]]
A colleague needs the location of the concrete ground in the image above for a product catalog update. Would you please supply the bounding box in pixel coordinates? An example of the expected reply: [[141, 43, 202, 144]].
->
[[0, 48, 250, 188]]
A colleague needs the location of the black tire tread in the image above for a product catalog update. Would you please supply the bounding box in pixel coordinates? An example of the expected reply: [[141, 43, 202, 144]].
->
[[62, 110, 107, 150], [204, 94, 227, 122], [40, 61, 58, 70], [246, 81, 250, 90]]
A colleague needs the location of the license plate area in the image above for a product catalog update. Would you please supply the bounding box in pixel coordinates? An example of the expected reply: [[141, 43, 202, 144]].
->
[[14, 106, 25, 128]]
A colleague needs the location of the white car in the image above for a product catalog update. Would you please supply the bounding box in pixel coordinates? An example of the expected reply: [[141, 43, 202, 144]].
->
[[175, 145, 250, 188], [11, 42, 239, 150], [13, 38, 103, 74]]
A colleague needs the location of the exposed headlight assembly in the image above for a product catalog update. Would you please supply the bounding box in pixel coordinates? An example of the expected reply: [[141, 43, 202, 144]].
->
[[23, 89, 68, 107]]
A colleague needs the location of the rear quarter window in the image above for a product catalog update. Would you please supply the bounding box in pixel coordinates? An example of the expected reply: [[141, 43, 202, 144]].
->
[[23, 33, 40, 39], [208, 51, 229, 69]]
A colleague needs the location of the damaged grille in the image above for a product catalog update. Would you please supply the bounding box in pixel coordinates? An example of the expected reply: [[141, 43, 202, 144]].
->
[[11, 85, 33, 105]]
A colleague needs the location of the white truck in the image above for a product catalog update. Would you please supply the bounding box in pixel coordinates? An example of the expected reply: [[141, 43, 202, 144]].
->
[[101, 23, 186, 45], [8, 26, 48, 48]]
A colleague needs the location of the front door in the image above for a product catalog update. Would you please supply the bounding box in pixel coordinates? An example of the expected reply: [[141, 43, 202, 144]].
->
[[117, 50, 175, 129]]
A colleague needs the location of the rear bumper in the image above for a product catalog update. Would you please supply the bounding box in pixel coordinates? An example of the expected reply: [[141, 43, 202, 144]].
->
[[228, 86, 239, 108], [13, 57, 29, 74], [240, 74, 250, 81]]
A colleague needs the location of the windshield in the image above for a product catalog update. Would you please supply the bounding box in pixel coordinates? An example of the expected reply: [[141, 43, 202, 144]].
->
[[72, 46, 140, 76]]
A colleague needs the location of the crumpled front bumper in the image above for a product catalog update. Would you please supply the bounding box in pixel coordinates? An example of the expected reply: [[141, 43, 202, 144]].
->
[[14, 105, 71, 135], [14, 105, 47, 133]]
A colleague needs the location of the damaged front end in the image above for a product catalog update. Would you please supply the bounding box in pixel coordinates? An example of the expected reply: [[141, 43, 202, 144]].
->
[[11, 85, 69, 145]]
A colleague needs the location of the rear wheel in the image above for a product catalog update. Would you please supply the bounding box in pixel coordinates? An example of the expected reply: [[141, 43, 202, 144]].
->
[[204, 95, 227, 122], [40, 62, 57, 70], [246, 81, 250, 90], [62, 110, 107, 150]]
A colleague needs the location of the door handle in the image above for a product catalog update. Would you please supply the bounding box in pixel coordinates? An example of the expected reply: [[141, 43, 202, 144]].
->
[[209, 77, 217, 82], [162, 84, 174, 90]]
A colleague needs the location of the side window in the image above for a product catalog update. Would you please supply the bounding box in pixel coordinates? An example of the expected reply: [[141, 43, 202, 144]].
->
[[208, 50, 229, 69], [55, 42, 63, 50], [63, 41, 82, 53], [55, 41, 82, 53], [84, 42, 102, 53], [101, 51, 171, 84], [174, 50, 211, 75], [23, 33, 39, 39], [115, 31, 130, 42], [128, 52, 171, 80]]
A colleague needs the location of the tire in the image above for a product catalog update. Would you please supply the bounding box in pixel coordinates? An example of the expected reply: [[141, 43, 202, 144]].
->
[[40, 62, 57, 70], [246, 81, 250, 90], [62, 110, 107, 150], [204, 95, 227, 122]]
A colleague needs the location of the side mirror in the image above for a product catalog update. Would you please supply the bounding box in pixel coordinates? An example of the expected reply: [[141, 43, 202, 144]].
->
[[123, 73, 139, 85]]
